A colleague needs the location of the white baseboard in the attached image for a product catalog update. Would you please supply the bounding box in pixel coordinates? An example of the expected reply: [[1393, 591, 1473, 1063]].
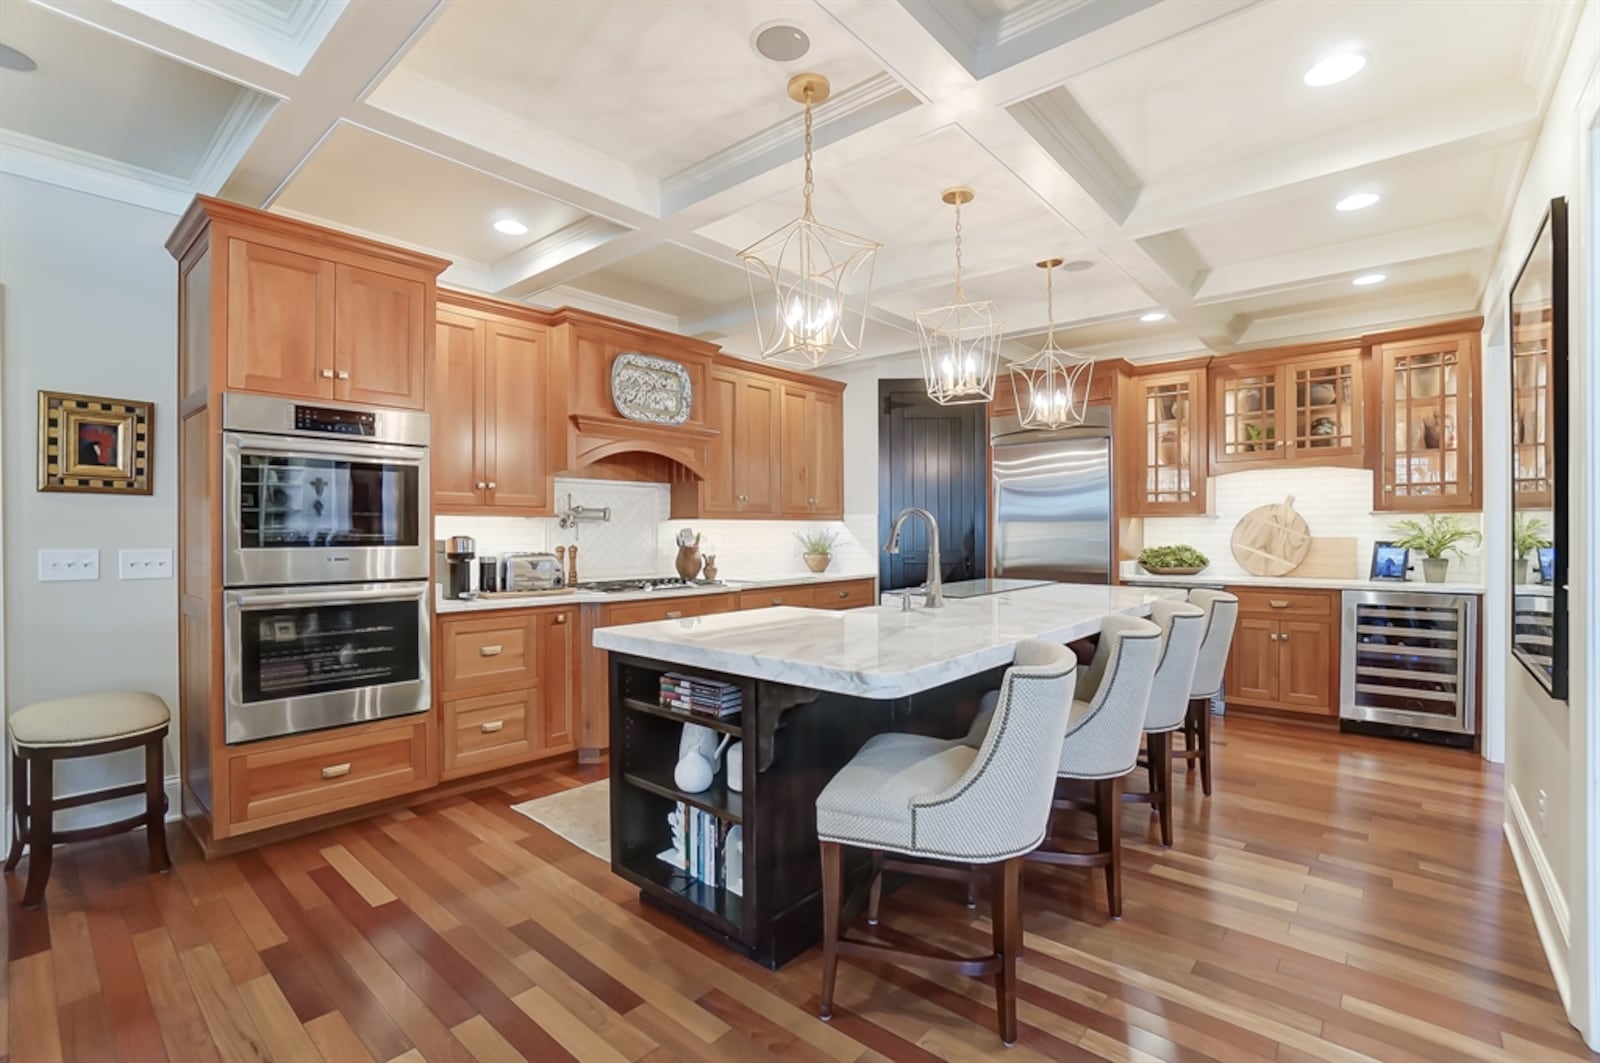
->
[[1505, 782, 1572, 1011], [0, 774, 183, 850]]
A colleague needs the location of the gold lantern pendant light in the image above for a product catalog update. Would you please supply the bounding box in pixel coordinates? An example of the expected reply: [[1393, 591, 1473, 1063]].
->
[[738, 73, 881, 370], [1009, 259, 1093, 429], [916, 187, 1004, 405]]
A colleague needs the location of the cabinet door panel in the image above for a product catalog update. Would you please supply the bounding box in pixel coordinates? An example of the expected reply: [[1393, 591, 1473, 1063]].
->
[[700, 371, 741, 515], [1212, 367, 1284, 468], [486, 321, 552, 512], [778, 386, 814, 516], [1225, 617, 1279, 704], [737, 376, 781, 513], [334, 265, 427, 410], [1278, 620, 1335, 713], [433, 312, 486, 509], [1120, 369, 1206, 515], [442, 688, 536, 779], [1374, 333, 1477, 511], [226, 239, 335, 398], [538, 608, 576, 751], [811, 390, 843, 517]]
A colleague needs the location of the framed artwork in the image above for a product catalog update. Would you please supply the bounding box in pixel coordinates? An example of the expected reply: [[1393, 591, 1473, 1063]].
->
[[37, 390, 153, 495], [1508, 196, 1567, 700], [1368, 542, 1409, 581]]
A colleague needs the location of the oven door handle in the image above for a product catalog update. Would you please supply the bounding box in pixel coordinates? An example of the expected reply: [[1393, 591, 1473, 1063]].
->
[[234, 586, 429, 608], [227, 432, 427, 464]]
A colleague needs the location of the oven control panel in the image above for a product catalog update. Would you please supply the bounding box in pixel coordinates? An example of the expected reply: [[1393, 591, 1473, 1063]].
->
[[294, 404, 377, 436]]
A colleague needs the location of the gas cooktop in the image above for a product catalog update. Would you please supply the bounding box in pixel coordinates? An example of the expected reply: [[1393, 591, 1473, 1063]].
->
[[574, 577, 724, 594]]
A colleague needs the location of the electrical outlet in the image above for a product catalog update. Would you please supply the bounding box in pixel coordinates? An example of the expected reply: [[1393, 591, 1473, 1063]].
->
[[119, 548, 174, 580], [38, 548, 100, 582], [1538, 789, 1548, 835]]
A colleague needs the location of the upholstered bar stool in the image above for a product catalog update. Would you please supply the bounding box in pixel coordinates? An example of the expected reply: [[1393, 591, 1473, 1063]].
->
[[816, 639, 1078, 1046], [1180, 590, 1240, 797], [1125, 601, 1205, 847], [5, 691, 172, 908], [1026, 616, 1161, 919]]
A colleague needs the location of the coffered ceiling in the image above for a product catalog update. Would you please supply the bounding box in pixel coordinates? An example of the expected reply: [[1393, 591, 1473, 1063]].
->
[[1, 0, 1584, 365]]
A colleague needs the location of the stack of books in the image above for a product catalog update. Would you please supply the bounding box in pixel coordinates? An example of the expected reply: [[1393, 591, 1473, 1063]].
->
[[659, 802, 742, 897], [660, 672, 742, 718]]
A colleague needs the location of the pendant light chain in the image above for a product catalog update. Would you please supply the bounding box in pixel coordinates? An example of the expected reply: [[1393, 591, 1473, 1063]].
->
[[801, 86, 815, 219], [1044, 261, 1057, 343], [952, 197, 965, 300]]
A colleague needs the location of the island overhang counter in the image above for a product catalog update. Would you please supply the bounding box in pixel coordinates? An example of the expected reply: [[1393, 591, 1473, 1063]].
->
[[594, 583, 1182, 967]]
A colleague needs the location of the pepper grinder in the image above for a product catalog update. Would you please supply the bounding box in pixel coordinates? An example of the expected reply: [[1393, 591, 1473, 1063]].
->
[[555, 544, 566, 583], [567, 544, 579, 585]]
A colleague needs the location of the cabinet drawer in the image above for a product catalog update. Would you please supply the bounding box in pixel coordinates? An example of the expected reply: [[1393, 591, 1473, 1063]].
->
[[442, 615, 536, 692], [739, 585, 816, 609], [1228, 587, 1335, 617], [814, 579, 876, 610], [227, 719, 429, 833], [605, 594, 735, 627], [443, 688, 536, 778]]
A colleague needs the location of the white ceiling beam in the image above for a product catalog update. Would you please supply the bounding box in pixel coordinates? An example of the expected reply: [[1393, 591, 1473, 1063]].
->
[[107, 0, 349, 74], [1230, 286, 1481, 348]]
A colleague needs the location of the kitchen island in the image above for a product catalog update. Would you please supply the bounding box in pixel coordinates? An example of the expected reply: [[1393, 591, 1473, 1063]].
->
[[594, 582, 1179, 966]]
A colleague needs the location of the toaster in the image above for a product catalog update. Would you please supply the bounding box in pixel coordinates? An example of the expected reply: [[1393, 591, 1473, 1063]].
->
[[501, 552, 565, 592]]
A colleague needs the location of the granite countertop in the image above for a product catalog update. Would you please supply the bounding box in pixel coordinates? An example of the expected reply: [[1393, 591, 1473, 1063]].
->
[[591, 583, 1183, 699], [1121, 572, 1486, 595], [434, 570, 876, 613]]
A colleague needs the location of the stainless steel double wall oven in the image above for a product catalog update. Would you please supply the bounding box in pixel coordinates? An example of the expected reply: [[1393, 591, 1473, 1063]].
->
[[221, 394, 431, 744]]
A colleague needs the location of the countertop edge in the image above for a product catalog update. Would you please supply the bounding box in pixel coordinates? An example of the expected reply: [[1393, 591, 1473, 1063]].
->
[[435, 570, 878, 613], [1120, 574, 1486, 595]]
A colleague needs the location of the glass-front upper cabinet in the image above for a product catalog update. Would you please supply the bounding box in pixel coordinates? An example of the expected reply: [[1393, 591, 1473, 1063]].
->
[[1511, 308, 1553, 509], [1372, 332, 1479, 511], [1210, 349, 1363, 470], [1120, 365, 1207, 515]]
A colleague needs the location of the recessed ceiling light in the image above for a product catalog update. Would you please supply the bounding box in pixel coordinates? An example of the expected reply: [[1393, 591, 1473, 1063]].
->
[[1336, 192, 1380, 212], [1304, 52, 1367, 87], [753, 23, 810, 63], [493, 218, 528, 236], [1352, 272, 1386, 286], [1140, 311, 1168, 323], [1060, 259, 1094, 272], [0, 43, 37, 72]]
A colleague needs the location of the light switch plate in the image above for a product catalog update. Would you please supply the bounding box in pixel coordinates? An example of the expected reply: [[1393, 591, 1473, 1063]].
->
[[38, 548, 100, 582], [119, 548, 174, 580]]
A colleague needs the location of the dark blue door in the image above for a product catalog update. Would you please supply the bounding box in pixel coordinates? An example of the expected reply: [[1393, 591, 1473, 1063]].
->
[[877, 381, 988, 592]]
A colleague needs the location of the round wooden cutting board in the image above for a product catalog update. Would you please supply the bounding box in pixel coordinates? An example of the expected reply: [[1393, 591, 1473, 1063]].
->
[[1231, 495, 1312, 576]]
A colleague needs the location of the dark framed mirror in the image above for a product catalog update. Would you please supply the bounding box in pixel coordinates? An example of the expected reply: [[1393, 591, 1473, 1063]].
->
[[1509, 196, 1568, 700]]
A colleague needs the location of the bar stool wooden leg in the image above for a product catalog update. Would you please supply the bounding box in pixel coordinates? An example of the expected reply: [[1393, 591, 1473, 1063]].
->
[[1152, 732, 1173, 847], [22, 755, 55, 909], [4, 749, 24, 873], [965, 872, 978, 910], [1197, 701, 1213, 796], [1095, 776, 1124, 918], [991, 857, 1021, 1046], [865, 850, 883, 925], [819, 840, 842, 1020], [144, 733, 171, 873]]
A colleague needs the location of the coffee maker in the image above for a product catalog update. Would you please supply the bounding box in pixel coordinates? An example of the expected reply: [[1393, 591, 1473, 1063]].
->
[[439, 535, 476, 599]]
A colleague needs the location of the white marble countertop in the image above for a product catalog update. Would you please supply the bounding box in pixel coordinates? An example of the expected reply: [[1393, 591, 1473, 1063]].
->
[[1121, 573, 1486, 595], [434, 570, 875, 613], [591, 583, 1182, 699]]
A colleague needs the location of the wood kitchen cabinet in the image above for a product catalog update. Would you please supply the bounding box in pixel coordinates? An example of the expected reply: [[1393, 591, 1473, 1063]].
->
[[1511, 310, 1554, 508], [1371, 330, 1480, 511], [698, 367, 780, 515], [433, 293, 561, 516], [779, 381, 845, 518], [737, 578, 876, 611], [1210, 347, 1364, 471], [225, 233, 433, 410], [1118, 361, 1209, 516], [1223, 588, 1340, 717]]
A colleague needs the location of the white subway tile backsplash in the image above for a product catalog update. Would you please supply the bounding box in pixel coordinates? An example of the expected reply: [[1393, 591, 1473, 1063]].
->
[[659, 516, 877, 580], [1138, 466, 1484, 582]]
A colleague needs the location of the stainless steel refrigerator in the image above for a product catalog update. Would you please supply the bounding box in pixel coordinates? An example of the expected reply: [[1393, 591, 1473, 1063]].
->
[[991, 407, 1113, 584]]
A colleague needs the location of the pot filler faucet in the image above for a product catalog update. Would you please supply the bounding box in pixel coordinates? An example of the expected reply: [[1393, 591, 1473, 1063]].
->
[[883, 507, 945, 608]]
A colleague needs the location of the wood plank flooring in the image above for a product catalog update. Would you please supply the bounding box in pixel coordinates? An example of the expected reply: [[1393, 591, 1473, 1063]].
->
[[4, 715, 1596, 1061]]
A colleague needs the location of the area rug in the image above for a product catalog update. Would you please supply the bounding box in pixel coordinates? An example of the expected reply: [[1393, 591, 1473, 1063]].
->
[[510, 780, 610, 861]]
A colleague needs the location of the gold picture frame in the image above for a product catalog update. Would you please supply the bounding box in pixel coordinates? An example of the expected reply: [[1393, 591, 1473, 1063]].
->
[[37, 390, 153, 494]]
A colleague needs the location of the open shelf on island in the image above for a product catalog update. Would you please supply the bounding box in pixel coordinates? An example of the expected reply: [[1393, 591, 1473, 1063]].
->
[[623, 767, 743, 823], [616, 841, 742, 934], [620, 696, 742, 736]]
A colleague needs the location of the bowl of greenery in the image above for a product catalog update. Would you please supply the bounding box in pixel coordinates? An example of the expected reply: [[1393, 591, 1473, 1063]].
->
[[1138, 545, 1209, 576]]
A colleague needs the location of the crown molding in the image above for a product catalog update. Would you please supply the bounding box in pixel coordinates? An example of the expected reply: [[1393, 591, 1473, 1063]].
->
[[190, 91, 280, 194], [0, 130, 190, 215], [528, 285, 680, 335]]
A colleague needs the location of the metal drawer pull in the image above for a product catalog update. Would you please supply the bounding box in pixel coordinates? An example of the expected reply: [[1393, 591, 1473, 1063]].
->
[[336, 370, 350, 380], [480, 720, 504, 734], [476, 481, 487, 489], [319, 369, 334, 379], [771, 597, 784, 605], [554, 614, 567, 624], [837, 590, 849, 598], [479, 644, 503, 657], [1269, 599, 1290, 608], [487, 481, 496, 490], [321, 763, 351, 779], [1281, 633, 1290, 641], [665, 610, 684, 619]]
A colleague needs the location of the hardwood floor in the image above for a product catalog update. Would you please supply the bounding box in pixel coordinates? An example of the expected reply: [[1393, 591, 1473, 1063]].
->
[[4, 714, 1595, 1062]]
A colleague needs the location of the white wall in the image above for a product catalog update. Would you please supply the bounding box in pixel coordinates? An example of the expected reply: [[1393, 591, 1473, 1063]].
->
[[0, 174, 181, 820], [1478, 4, 1599, 1047]]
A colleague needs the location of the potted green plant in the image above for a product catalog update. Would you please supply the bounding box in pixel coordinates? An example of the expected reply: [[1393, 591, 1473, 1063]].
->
[[1137, 544, 1210, 576], [1512, 514, 1551, 585], [795, 528, 840, 573], [1388, 514, 1482, 583]]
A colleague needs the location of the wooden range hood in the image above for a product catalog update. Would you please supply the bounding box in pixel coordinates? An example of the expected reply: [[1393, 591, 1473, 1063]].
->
[[550, 308, 721, 482]]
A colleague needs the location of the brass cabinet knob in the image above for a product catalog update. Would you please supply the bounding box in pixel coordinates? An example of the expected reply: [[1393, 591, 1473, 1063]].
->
[[665, 610, 684, 619], [336, 370, 350, 380], [487, 481, 496, 490], [554, 613, 567, 624], [319, 369, 334, 379], [476, 481, 487, 489]]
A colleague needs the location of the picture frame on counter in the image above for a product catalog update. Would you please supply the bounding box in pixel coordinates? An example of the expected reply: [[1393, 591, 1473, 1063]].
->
[[37, 390, 153, 494], [1368, 542, 1409, 581]]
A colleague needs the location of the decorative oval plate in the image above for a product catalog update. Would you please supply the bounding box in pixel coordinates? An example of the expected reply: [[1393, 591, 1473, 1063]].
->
[[611, 352, 693, 425]]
